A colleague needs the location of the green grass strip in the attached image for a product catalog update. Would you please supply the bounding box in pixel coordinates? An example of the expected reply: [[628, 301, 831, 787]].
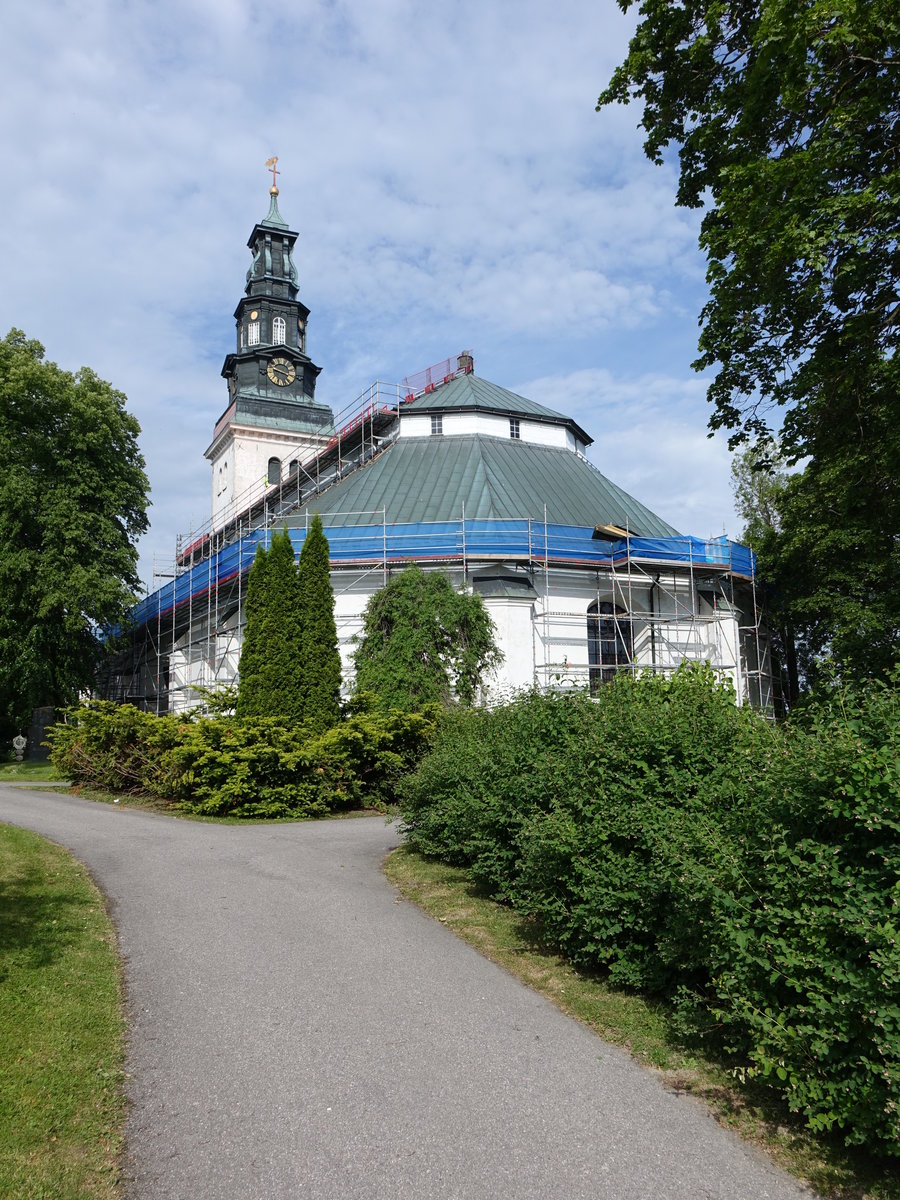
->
[[0, 761, 65, 783], [0, 824, 125, 1199], [384, 846, 900, 1200]]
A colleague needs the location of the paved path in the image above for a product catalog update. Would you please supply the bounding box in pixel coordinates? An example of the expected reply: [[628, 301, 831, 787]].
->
[[0, 786, 814, 1199]]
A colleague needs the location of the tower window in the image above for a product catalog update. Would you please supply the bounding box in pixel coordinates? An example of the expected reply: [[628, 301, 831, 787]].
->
[[267, 457, 281, 485], [587, 601, 633, 692], [273, 316, 286, 345], [510, 418, 520, 439], [431, 414, 443, 436], [248, 321, 260, 346]]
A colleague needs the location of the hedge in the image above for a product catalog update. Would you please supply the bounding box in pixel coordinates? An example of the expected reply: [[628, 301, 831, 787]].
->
[[48, 699, 435, 819], [398, 666, 900, 1157]]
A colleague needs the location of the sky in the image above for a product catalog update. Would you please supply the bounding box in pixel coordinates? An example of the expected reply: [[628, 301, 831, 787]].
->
[[1, 0, 742, 591]]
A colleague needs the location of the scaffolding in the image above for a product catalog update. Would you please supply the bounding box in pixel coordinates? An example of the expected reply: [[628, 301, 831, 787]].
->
[[98, 356, 778, 713], [101, 508, 778, 716]]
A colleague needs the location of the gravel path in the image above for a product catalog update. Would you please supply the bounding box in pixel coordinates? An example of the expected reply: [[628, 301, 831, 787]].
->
[[0, 786, 814, 1199]]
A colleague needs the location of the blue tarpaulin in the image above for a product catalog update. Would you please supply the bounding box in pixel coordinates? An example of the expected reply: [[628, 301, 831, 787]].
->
[[126, 522, 755, 631]]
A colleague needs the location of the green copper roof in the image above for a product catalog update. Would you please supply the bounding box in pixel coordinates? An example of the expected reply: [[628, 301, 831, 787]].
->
[[261, 189, 288, 229], [286, 434, 679, 535], [408, 373, 569, 421]]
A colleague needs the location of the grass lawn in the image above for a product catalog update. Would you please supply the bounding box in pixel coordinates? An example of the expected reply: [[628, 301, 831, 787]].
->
[[0, 824, 125, 1199], [0, 760, 66, 783], [385, 846, 900, 1200]]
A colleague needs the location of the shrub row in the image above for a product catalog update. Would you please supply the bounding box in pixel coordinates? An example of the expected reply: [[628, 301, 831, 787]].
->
[[48, 698, 435, 819], [398, 666, 900, 1158]]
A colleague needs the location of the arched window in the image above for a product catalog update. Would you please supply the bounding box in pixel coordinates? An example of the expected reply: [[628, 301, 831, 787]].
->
[[272, 315, 286, 345], [248, 321, 260, 346], [587, 601, 632, 691], [267, 457, 281, 485]]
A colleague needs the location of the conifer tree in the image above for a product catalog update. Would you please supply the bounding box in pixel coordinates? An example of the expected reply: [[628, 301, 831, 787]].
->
[[297, 514, 341, 730], [236, 530, 304, 721]]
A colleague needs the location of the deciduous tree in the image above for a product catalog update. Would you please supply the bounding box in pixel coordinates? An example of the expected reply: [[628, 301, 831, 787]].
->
[[600, 1, 900, 681], [353, 565, 501, 711], [0, 330, 149, 741]]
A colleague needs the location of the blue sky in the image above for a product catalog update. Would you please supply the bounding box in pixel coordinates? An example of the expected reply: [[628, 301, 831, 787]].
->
[[1, 0, 741, 589]]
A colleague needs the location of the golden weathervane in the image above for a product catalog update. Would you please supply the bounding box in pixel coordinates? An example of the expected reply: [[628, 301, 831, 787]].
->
[[265, 155, 280, 193]]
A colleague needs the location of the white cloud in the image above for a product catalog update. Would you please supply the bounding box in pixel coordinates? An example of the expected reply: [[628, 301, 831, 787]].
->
[[0, 0, 727, 588], [521, 368, 741, 541]]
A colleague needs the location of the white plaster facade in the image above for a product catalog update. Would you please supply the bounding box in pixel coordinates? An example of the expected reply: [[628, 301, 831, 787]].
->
[[205, 418, 329, 532], [167, 555, 764, 714], [398, 409, 586, 454]]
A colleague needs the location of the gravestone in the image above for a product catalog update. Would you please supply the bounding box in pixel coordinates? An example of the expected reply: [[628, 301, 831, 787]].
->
[[27, 707, 56, 762]]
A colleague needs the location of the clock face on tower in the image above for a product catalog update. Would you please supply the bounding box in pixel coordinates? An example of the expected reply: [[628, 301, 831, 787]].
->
[[267, 357, 296, 387]]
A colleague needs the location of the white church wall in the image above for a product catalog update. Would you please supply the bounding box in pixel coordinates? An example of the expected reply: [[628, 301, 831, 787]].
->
[[208, 425, 327, 532], [162, 553, 757, 715], [520, 420, 567, 449], [398, 410, 572, 450], [480, 597, 536, 701], [398, 414, 432, 438]]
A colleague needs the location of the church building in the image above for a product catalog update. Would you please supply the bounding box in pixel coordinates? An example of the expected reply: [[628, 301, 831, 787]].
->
[[104, 178, 775, 713]]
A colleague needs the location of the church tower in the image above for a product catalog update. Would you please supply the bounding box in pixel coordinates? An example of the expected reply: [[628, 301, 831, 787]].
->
[[205, 163, 334, 530]]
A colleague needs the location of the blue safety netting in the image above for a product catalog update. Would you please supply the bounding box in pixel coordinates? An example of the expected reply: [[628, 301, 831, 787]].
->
[[126, 522, 754, 631]]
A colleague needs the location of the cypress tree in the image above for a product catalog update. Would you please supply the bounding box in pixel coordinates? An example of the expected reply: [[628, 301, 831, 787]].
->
[[236, 530, 304, 721], [297, 514, 341, 730]]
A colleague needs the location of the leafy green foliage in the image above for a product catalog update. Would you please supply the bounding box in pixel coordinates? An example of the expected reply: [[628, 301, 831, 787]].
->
[[47, 701, 186, 796], [353, 564, 501, 710], [711, 674, 900, 1155], [235, 530, 305, 720], [600, 0, 900, 455], [601, 2, 900, 685], [48, 700, 435, 820], [732, 425, 900, 690], [731, 440, 799, 704], [400, 668, 900, 1157], [0, 330, 149, 741], [297, 515, 341, 730], [402, 667, 766, 993]]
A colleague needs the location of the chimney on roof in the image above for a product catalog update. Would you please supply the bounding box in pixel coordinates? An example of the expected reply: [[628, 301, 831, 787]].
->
[[457, 351, 474, 374]]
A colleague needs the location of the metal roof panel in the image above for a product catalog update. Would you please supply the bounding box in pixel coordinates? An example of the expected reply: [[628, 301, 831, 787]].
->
[[285, 434, 679, 536]]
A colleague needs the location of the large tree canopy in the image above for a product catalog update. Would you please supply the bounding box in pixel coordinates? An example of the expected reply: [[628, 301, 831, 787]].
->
[[599, 0, 900, 458], [0, 330, 150, 740], [600, 2, 900, 683]]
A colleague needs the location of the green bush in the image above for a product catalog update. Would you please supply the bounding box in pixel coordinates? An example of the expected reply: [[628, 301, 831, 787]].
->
[[710, 673, 900, 1155], [47, 701, 186, 795], [160, 705, 436, 818], [49, 700, 435, 820], [402, 667, 766, 992], [399, 667, 900, 1157]]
